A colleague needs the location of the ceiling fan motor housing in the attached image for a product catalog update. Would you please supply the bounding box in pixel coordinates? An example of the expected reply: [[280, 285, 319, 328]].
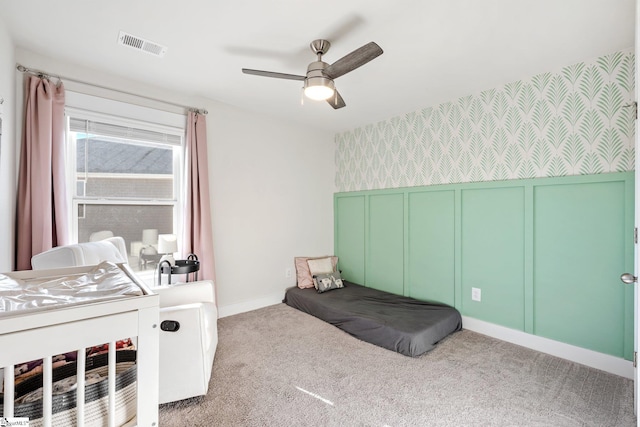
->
[[305, 61, 335, 92]]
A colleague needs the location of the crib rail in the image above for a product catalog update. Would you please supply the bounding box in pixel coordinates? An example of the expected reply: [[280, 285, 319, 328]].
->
[[0, 268, 159, 427]]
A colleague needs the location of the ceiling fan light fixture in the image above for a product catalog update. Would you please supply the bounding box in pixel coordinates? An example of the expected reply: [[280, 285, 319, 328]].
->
[[241, 39, 383, 109], [304, 76, 335, 101]]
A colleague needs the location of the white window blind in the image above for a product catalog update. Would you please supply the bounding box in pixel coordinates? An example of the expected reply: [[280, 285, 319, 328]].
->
[[69, 118, 182, 146]]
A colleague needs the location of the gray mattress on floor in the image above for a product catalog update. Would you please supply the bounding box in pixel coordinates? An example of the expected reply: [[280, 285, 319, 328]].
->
[[283, 281, 462, 357]]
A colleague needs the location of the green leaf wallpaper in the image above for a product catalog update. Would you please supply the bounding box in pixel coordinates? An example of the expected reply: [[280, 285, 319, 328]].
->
[[335, 50, 635, 192]]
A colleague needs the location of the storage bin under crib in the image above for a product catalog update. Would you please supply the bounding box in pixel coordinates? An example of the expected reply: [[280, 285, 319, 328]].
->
[[1, 351, 137, 427]]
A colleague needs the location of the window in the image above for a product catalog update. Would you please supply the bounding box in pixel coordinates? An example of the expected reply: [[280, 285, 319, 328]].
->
[[66, 105, 185, 281]]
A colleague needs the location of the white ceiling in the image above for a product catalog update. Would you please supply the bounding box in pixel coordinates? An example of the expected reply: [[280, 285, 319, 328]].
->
[[0, 0, 635, 133]]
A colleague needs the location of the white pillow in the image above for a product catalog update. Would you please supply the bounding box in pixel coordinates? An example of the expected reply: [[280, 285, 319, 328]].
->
[[307, 257, 334, 276], [307, 257, 335, 289]]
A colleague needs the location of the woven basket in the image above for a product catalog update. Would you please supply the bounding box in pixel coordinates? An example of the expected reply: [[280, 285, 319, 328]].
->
[[0, 350, 137, 427]]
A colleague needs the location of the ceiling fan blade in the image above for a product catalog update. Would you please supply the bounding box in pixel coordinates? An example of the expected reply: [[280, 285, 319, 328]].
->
[[323, 42, 383, 79], [242, 68, 306, 81], [327, 90, 346, 109]]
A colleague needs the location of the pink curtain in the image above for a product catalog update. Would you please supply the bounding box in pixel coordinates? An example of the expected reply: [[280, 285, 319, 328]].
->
[[15, 76, 69, 270], [183, 111, 216, 283]]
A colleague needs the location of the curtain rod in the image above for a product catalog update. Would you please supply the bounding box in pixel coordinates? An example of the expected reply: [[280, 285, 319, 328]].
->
[[16, 64, 208, 115]]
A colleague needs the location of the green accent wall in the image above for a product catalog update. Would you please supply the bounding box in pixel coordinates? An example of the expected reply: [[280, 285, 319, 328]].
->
[[407, 191, 455, 305], [461, 187, 525, 330], [368, 194, 404, 294], [335, 196, 366, 284], [334, 172, 634, 360], [533, 181, 628, 355]]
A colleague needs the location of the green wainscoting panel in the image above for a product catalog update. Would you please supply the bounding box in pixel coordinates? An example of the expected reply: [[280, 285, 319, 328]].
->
[[367, 194, 404, 294], [334, 172, 634, 360], [461, 187, 525, 330], [335, 196, 365, 284], [534, 181, 627, 357], [407, 190, 455, 305]]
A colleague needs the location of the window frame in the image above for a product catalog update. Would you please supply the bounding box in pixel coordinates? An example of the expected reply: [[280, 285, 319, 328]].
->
[[63, 97, 186, 256]]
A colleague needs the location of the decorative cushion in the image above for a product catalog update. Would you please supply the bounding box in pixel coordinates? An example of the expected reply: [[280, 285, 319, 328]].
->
[[307, 257, 334, 289], [294, 256, 338, 289], [313, 271, 344, 293]]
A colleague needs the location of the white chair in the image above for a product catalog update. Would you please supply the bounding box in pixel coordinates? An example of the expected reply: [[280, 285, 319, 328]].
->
[[154, 282, 217, 403], [31, 236, 128, 269], [31, 237, 218, 404]]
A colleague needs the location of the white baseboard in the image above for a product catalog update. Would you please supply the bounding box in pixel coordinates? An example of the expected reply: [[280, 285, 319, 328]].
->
[[462, 316, 634, 379], [218, 292, 284, 318]]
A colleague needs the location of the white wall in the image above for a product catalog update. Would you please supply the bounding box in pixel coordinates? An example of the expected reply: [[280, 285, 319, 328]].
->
[[11, 48, 335, 313], [0, 17, 16, 272], [209, 105, 335, 315]]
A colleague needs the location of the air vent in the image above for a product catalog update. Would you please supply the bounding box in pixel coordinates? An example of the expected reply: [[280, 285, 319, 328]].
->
[[118, 31, 167, 58]]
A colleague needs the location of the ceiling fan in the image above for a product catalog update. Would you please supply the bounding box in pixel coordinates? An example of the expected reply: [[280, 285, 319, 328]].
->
[[242, 39, 383, 109]]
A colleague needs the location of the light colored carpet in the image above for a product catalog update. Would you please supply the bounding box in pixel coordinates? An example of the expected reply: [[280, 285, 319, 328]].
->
[[159, 303, 636, 426]]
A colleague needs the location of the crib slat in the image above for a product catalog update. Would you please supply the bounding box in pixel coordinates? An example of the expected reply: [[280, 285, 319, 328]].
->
[[43, 356, 52, 427], [77, 348, 86, 427], [108, 341, 116, 427], [3, 364, 14, 417]]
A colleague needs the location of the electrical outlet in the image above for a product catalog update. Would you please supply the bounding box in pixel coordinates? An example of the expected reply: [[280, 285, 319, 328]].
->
[[471, 287, 481, 302], [285, 268, 292, 278]]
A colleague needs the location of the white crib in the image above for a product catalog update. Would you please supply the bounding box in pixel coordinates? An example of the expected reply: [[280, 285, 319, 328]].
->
[[0, 264, 159, 427]]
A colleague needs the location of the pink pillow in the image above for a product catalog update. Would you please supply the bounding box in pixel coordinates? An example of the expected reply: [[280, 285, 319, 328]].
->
[[294, 256, 338, 289]]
